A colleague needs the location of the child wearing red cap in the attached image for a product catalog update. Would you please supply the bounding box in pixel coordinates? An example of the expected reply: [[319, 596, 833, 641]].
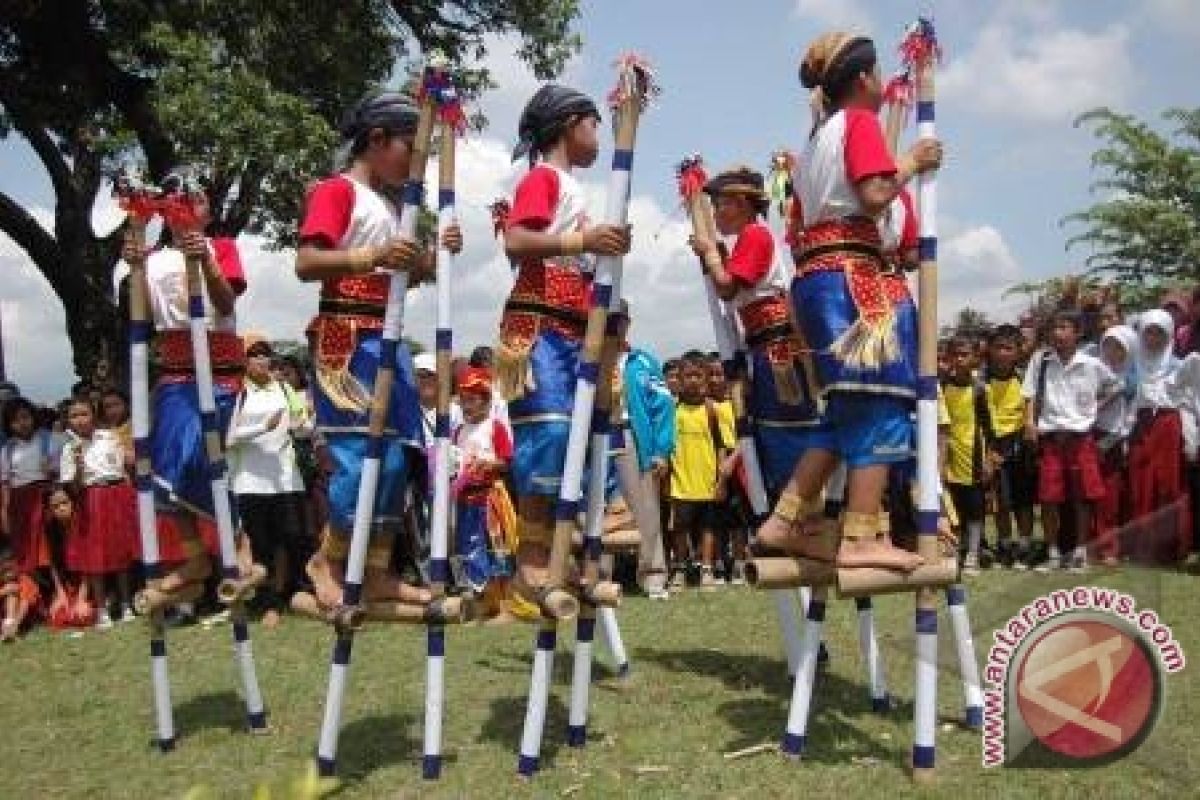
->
[[452, 368, 521, 620]]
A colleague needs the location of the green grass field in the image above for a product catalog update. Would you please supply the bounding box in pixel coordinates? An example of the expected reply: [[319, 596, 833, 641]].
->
[[1, 566, 1195, 799]]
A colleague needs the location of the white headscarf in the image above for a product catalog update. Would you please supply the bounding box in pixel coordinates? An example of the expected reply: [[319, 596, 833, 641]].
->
[[1136, 309, 1179, 410], [1101, 325, 1138, 378]]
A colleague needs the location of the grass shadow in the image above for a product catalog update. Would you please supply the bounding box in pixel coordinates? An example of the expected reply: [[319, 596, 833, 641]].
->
[[174, 690, 254, 738], [636, 646, 791, 696], [477, 693, 571, 769], [640, 646, 917, 761], [328, 711, 422, 785]]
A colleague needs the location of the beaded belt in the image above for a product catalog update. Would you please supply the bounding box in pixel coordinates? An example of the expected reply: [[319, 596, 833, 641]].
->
[[156, 330, 245, 379]]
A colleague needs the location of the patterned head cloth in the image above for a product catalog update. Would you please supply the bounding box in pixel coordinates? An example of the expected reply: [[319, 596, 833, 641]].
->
[[339, 90, 420, 142], [512, 84, 601, 164], [799, 32, 877, 121]]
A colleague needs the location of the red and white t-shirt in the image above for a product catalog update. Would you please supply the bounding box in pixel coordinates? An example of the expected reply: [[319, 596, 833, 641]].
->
[[797, 108, 896, 227], [723, 222, 787, 309], [300, 174, 411, 302], [146, 239, 246, 333], [506, 163, 592, 272], [299, 174, 401, 251]]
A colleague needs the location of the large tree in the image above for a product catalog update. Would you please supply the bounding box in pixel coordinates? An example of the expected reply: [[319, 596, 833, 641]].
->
[[0, 0, 580, 385], [1064, 107, 1200, 294]]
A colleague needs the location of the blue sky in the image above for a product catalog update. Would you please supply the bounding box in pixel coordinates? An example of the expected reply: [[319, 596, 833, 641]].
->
[[2, 0, 1198, 401]]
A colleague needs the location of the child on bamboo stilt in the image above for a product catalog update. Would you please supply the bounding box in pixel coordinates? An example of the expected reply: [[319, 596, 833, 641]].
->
[[495, 85, 631, 603], [690, 167, 826, 580], [296, 91, 463, 610], [122, 173, 258, 603], [756, 32, 941, 571]]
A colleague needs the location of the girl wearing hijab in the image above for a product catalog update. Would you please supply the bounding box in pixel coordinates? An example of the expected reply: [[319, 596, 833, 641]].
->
[[1129, 309, 1188, 563], [296, 90, 464, 610], [1094, 325, 1137, 566], [754, 31, 942, 572], [494, 84, 631, 603]]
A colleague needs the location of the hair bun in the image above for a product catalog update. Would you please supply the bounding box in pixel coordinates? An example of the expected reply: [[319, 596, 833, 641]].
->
[[799, 31, 856, 89]]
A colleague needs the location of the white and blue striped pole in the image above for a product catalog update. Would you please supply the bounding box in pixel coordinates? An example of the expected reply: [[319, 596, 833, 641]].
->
[[423, 115, 457, 781], [125, 208, 176, 751], [174, 187, 268, 736], [315, 92, 437, 778], [781, 585, 827, 757], [908, 18, 941, 782], [679, 157, 804, 675], [519, 56, 653, 776]]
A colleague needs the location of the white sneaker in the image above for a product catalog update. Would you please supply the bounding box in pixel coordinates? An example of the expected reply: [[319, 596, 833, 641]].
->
[[962, 553, 980, 576], [1068, 555, 1089, 574], [648, 588, 670, 601], [730, 562, 747, 586], [118, 605, 137, 623], [94, 611, 114, 631]]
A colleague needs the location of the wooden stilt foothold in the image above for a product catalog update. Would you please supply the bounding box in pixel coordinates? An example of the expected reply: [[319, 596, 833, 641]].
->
[[835, 557, 960, 598], [579, 580, 622, 609], [571, 528, 642, 554], [535, 587, 581, 621], [133, 580, 205, 616], [363, 596, 472, 625], [745, 558, 836, 590], [290, 591, 366, 633], [216, 564, 268, 605]]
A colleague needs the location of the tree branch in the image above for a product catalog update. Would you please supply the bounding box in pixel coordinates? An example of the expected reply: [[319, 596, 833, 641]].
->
[[0, 189, 67, 293]]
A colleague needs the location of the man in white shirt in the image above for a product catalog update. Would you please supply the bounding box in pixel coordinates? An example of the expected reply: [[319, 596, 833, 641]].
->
[[1022, 310, 1120, 572], [227, 339, 310, 626]]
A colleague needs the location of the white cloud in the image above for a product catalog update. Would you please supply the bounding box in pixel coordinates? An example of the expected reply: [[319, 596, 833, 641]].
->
[[0, 208, 74, 403], [1144, 0, 1200, 40], [936, 224, 1025, 324], [0, 133, 713, 402], [793, 0, 873, 33], [941, 17, 1133, 122]]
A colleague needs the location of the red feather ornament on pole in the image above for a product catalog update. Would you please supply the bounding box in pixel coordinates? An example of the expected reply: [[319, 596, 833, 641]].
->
[[675, 154, 708, 202]]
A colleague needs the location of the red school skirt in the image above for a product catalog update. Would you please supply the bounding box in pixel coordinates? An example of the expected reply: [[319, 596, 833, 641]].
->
[[67, 483, 137, 575], [5, 482, 51, 573]]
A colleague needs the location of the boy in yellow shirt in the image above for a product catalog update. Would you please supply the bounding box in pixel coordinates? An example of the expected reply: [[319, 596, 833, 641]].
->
[[985, 325, 1036, 569], [669, 351, 733, 589], [941, 337, 993, 575]]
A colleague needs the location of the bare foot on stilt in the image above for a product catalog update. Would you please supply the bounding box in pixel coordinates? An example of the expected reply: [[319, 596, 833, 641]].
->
[[836, 537, 924, 572], [363, 569, 432, 605], [306, 552, 345, 609], [754, 514, 837, 562], [158, 556, 211, 594]]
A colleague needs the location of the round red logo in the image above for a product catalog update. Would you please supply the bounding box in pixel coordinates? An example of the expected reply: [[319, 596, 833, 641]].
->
[[1013, 615, 1162, 763]]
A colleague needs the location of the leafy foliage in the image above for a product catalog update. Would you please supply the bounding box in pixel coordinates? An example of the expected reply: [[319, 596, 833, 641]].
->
[[0, 0, 582, 383], [1063, 107, 1200, 288]]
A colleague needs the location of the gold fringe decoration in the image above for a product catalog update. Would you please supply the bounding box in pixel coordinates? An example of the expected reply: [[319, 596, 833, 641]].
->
[[828, 311, 901, 371]]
